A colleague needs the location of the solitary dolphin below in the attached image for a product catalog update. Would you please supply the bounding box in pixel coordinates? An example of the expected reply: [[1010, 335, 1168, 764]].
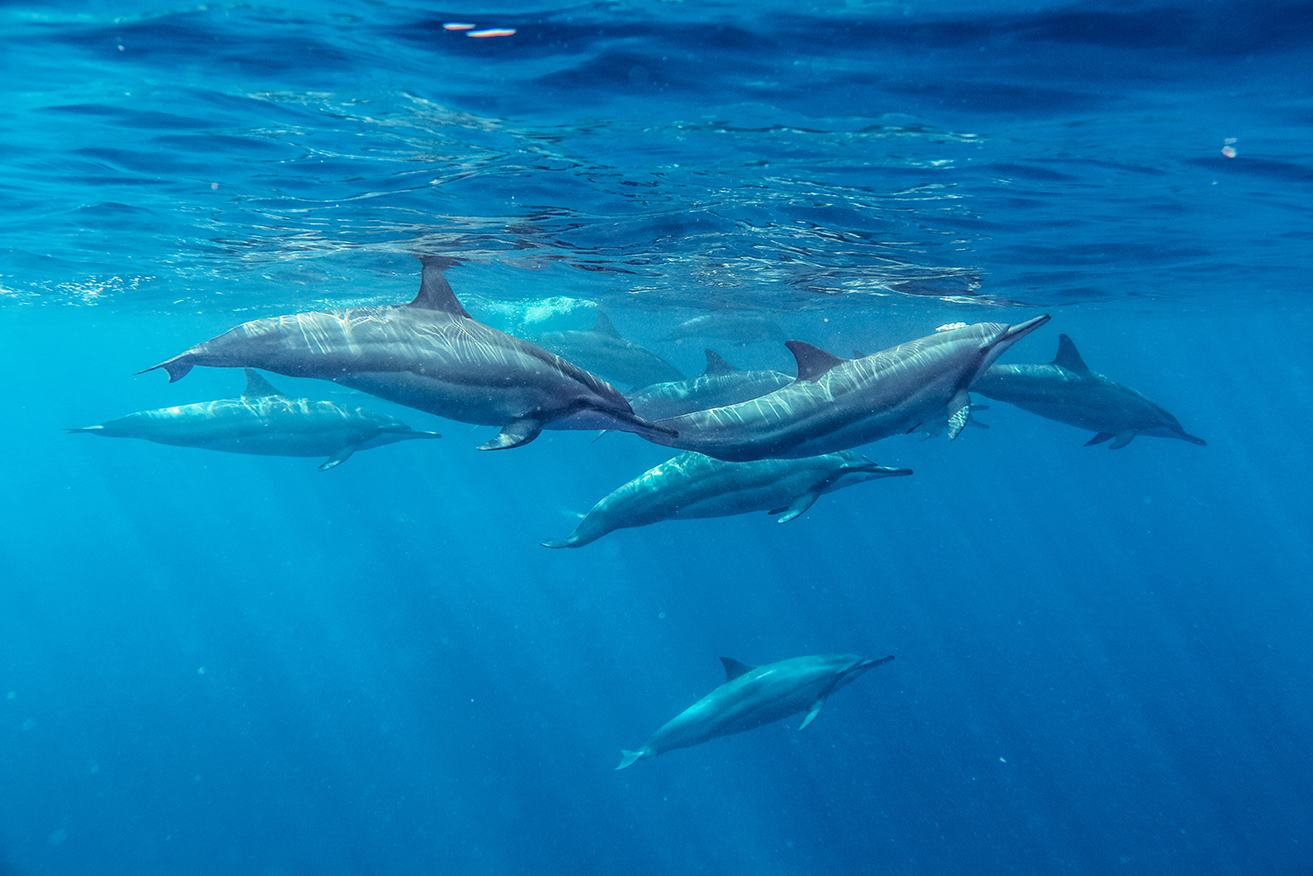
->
[[971, 334, 1206, 449], [625, 349, 793, 421], [140, 258, 674, 450], [543, 450, 911, 548], [616, 653, 893, 770], [67, 369, 441, 470], [535, 310, 684, 389], [644, 316, 1051, 461]]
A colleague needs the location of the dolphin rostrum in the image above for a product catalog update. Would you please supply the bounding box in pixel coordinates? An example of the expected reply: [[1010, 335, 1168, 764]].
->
[[67, 369, 441, 470], [140, 258, 674, 451], [624, 349, 794, 421], [616, 653, 894, 770], [543, 450, 911, 548], [643, 316, 1051, 461], [535, 310, 684, 389], [971, 334, 1206, 449]]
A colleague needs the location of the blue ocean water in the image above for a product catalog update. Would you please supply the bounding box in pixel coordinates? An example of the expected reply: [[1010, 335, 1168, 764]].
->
[[2, 1, 1311, 874]]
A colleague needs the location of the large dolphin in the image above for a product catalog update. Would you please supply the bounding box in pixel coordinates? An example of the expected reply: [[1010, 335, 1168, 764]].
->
[[535, 311, 684, 389], [624, 349, 794, 421], [67, 369, 440, 470], [644, 316, 1051, 461], [972, 334, 1206, 449], [140, 258, 674, 451], [616, 653, 894, 770], [543, 450, 911, 548]]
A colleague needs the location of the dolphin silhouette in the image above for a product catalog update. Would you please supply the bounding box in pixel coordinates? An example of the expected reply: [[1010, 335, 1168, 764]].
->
[[644, 316, 1051, 461], [535, 310, 684, 389], [624, 349, 793, 421], [971, 334, 1206, 449], [67, 369, 440, 470], [616, 653, 893, 769], [543, 450, 911, 548], [140, 258, 674, 451]]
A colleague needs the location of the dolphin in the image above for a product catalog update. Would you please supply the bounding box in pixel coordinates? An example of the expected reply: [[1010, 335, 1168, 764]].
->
[[543, 450, 911, 548], [971, 334, 1206, 449], [616, 653, 894, 769], [535, 310, 684, 389], [66, 369, 441, 470], [624, 349, 794, 421], [663, 314, 787, 345], [139, 258, 675, 451], [643, 316, 1051, 461]]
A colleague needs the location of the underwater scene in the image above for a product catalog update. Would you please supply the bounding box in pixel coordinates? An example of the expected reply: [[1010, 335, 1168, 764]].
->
[[2, 1, 1311, 874]]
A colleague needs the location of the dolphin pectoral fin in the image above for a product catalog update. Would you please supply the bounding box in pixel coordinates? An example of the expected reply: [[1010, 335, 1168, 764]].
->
[[616, 749, 645, 770], [318, 445, 358, 471], [774, 490, 821, 523], [479, 418, 543, 451], [138, 357, 193, 382], [798, 696, 829, 730], [1108, 430, 1136, 450], [1085, 431, 1115, 446], [945, 390, 972, 440]]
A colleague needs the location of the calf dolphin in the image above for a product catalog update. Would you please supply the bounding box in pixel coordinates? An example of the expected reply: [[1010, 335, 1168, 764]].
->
[[535, 311, 684, 389], [644, 316, 1051, 461], [616, 653, 893, 769], [543, 450, 911, 548], [67, 369, 440, 470], [140, 258, 674, 451], [971, 334, 1206, 449], [625, 349, 793, 421]]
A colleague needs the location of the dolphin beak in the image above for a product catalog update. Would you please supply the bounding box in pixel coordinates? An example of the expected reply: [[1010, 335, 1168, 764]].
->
[[1003, 314, 1052, 342], [854, 464, 913, 478]]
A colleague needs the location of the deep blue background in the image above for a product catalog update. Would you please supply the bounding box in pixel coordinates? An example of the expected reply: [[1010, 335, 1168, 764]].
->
[[2, 2, 1311, 875]]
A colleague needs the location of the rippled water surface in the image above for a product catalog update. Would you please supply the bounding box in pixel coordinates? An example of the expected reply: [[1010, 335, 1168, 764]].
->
[[2, 2, 1311, 875]]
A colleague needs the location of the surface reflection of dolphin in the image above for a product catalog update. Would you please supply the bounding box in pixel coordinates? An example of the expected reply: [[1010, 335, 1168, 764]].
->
[[67, 369, 440, 470]]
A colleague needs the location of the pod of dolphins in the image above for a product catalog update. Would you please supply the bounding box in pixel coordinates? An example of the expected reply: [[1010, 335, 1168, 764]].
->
[[67, 257, 1206, 767]]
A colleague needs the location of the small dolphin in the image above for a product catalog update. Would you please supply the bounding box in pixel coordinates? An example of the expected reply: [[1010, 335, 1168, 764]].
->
[[644, 316, 1051, 461], [625, 349, 794, 421], [67, 369, 441, 470], [543, 450, 911, 548], [535, 311, 684, 389], [616, 653, 894, 770], [140, 259, 674, 451], [664, 314, 787, 345], [972, 334, 1206, 449]]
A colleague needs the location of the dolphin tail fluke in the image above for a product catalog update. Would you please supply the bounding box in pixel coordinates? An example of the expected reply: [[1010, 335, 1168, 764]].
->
[[137, 356, 194, 382], [479, 417, 543, 451], [541, 535, 580, 549], [615, 749, 645, 770]]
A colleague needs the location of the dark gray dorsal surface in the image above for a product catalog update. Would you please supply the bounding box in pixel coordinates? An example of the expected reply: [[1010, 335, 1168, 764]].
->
[[785, 340, 847, 382], [720, 656, 757, 682]]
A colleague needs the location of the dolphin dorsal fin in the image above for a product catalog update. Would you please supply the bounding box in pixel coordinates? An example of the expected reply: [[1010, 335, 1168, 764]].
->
[[593, 311, 622, 338], [242, 369, 284, 398], [720, 657, 756, 682], [703, 349, 738, 376], [785, 340, 846, 381], [1052, 334, 1090, 372], [410, 257, 470, 318]]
